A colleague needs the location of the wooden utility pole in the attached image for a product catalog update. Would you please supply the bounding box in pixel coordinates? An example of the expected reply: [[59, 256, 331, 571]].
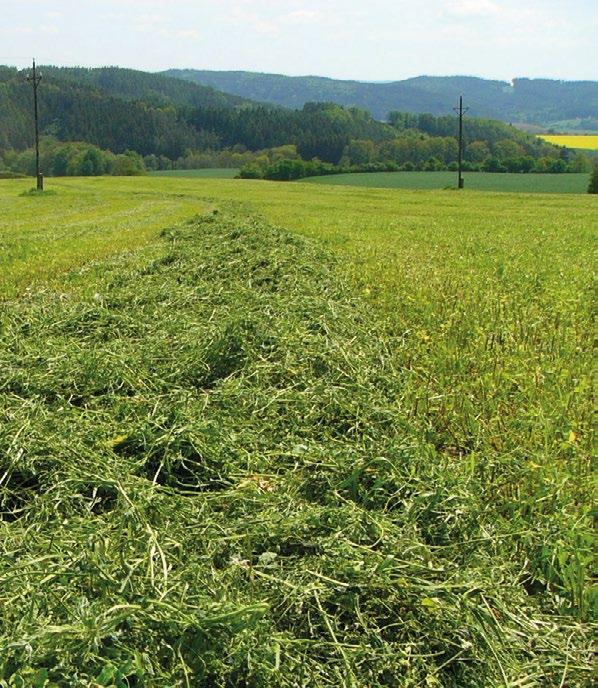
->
[[453, 95, 469, 189], [27, 59, 43, 191]]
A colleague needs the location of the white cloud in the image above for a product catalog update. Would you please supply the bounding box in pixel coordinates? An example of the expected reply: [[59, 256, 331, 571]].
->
[[287, 10, 321, 21], [226, 8, 281, 36], [445, 0, 501, 17], [134, 13, 172, 36], [176, 29, 200, 39], [1, 0, 595, 81], [137, 13, 165, 24], [0, 24, 58, 35]]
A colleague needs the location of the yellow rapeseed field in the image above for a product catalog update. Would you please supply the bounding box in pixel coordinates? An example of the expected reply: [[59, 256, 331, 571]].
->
[[538, 134, 598, 149]]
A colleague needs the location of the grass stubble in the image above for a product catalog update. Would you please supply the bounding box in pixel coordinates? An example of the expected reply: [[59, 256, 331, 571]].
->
[[0, 200, 595, 686]]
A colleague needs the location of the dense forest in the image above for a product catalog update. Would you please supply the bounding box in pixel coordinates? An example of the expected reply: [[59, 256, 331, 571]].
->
[[1, 65, 590, 179], [0, 66, 216, 159], [239, 112, 592, 181], [0, 67, 393, 162], [189, 103, 394, 161], [39, 66, 248, 109], [166, 70, 598, 131]]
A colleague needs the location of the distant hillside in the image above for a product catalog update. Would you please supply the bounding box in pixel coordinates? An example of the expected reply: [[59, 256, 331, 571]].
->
[[164, 70, 598, 130], [0, 66, 395, 163], [1, 65, 571, 175], [41, 66, 248, 109], [0, 67, 210, 158]]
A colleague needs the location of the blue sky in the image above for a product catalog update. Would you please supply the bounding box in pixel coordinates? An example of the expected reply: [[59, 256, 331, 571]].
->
[[1, 0, 596, 81]]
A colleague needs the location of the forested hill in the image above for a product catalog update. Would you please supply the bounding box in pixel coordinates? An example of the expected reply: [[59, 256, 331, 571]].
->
[[0, 65, 396, 161], [1, 64, 570, 176], [164, 70, 598, 130], [0, 66, 211, 158], [39, 66, 249, 109]]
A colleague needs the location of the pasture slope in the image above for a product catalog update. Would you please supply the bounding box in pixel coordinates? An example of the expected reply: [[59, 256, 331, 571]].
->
[[0, 177, 596, 687]]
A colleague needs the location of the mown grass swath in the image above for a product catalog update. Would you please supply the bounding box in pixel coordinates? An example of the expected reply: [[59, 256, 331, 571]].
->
[[0, 205, 594, 686]]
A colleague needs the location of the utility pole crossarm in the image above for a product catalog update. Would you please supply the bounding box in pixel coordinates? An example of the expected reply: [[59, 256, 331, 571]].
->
[[453, 95, 469, 189], [26, 59, 44, 191]]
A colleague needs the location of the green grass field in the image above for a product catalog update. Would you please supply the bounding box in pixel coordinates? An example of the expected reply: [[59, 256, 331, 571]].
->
[[150, 168, 239, 178], [148, 169, 591, 193], [1, 177, 596, 686], [0, 179, 205, 296], [303, 170, 591, 193]]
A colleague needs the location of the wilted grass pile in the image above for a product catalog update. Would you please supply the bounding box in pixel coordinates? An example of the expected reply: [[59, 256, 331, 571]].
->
[[0, 207, 594, 687]]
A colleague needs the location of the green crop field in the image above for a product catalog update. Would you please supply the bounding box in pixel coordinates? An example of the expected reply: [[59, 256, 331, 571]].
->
[[150, 168, 240, 179], [303, 170, 591, 193], [1, 176, 596, 687], [147, 170, 591, 193]]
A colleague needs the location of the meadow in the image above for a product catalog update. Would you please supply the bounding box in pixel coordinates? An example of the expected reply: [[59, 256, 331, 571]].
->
[[302, 171, 591, 193], [0, 177, 596, 686], [538, 135, 598, 150], [150, 168, 240, 179], [148, 169, 591, 193]]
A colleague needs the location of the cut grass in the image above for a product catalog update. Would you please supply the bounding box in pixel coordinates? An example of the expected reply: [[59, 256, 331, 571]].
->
[[0, 179, 205, 296], [1, 206, 594, 686], [2, 177, 596, 300], [301, 171, 591, 193]]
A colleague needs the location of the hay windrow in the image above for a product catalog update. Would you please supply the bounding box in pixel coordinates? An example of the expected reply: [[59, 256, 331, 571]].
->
[[0, 207, 594, 687]]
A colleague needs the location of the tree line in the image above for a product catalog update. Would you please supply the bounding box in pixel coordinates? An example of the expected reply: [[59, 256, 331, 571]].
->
[[0, 66, 592, 180], [1, 138, 145, 178]]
